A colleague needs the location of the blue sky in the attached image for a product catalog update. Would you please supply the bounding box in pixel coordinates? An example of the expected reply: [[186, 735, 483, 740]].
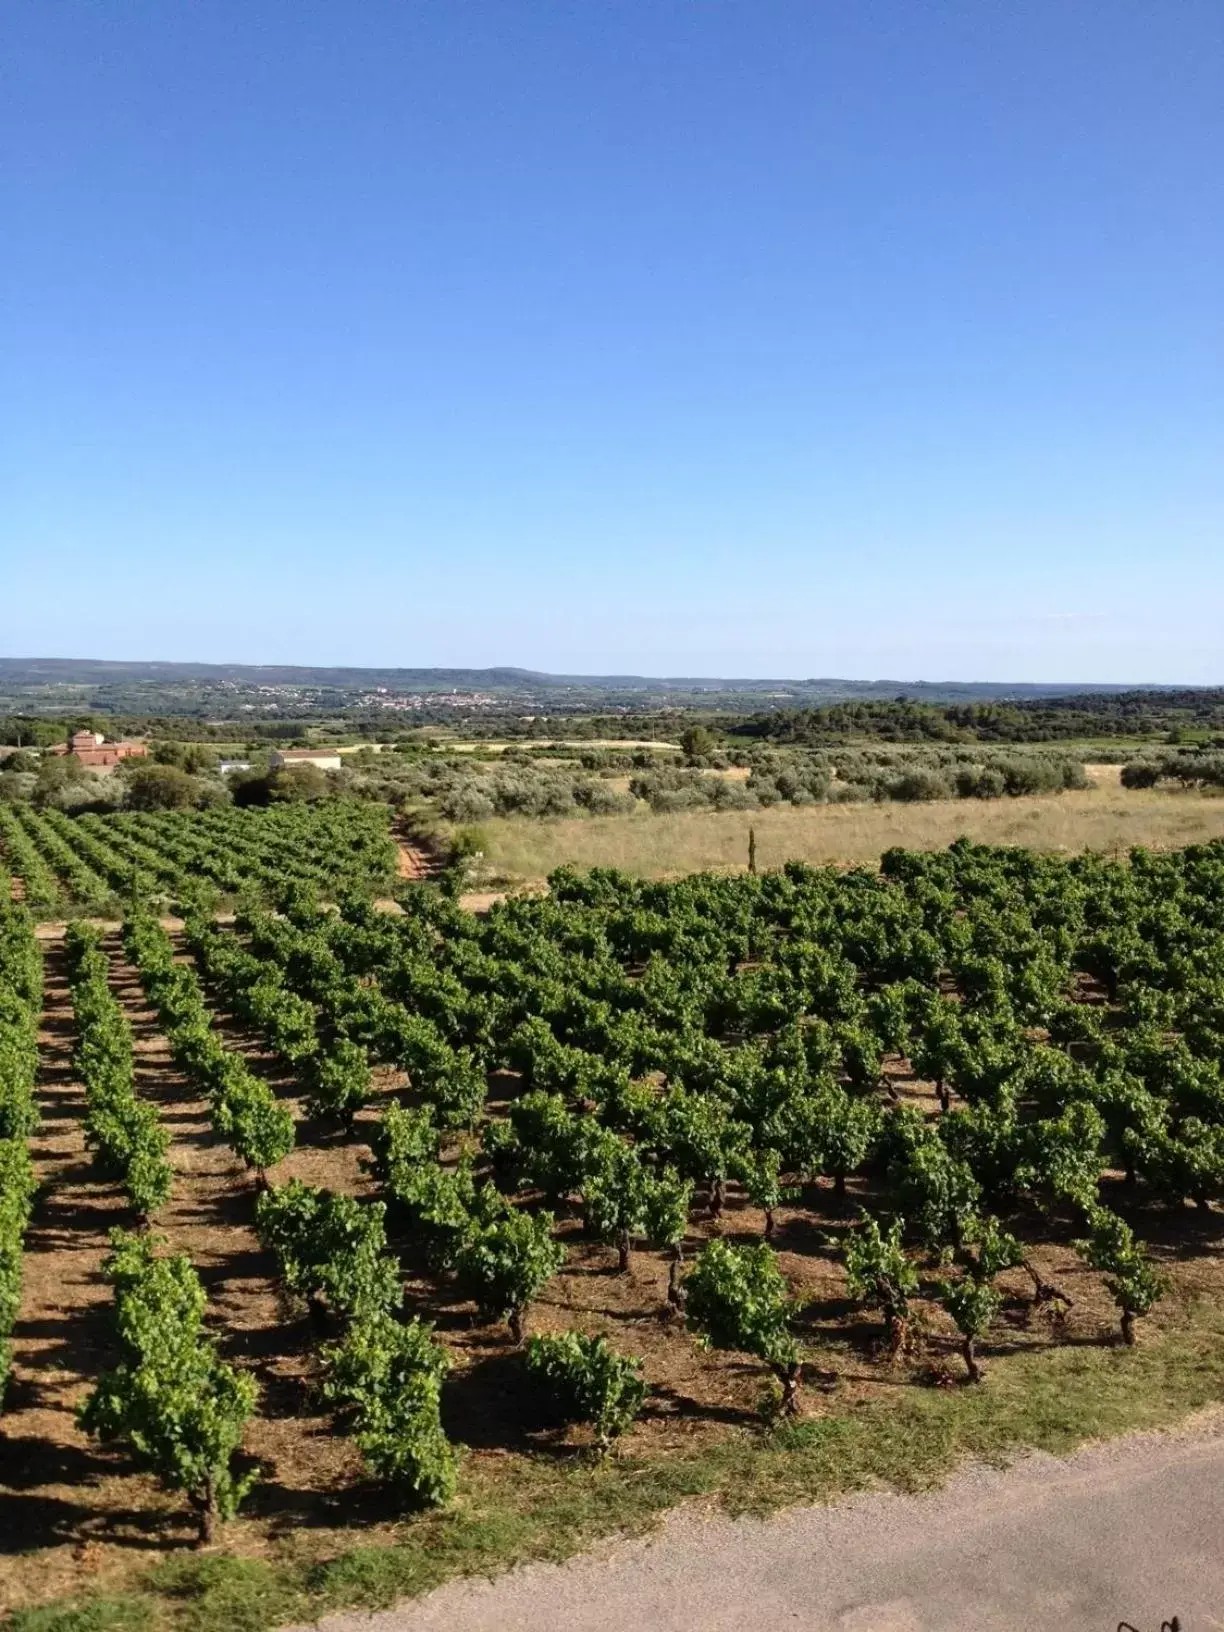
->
[[3, 1, 1221, 680]]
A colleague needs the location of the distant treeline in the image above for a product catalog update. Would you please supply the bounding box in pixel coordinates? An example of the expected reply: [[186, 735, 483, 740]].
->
[[0, 710, 705, 749], [8, 688, 1224, 754], [0, 715, 328, 747], [732, 692, 1224, 747]]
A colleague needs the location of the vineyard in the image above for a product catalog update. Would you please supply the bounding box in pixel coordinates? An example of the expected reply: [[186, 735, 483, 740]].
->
[[4, 838, 1224, 1622], [0, 801, 398, 914]]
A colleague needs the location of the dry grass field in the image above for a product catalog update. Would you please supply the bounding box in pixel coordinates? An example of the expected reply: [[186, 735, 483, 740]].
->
[[469, 786, 1224, 885]]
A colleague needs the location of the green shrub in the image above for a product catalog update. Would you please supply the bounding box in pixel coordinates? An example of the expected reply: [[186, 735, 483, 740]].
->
[[1075, 1208, 1167, 1345], [452, 1209, 566, 1343], [844, 1214, 919, 1356], [684, 1238, 802, 1415], [78, 1231, 257, 1543], [0, 1137, 37, 1407], [322, 1312, 459, 1506], [254, 1181, 401, 1325], [526, 1331, 646, 1450], [306, 1039, 372, 1126]]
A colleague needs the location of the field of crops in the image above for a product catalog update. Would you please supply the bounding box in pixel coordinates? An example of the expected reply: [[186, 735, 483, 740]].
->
[[4, 838, 1224, 1617], [0, 800, 399, 914]]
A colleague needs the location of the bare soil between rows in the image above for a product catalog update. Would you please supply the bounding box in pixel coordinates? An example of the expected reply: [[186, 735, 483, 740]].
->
[[3, 930, 1224, 1615]]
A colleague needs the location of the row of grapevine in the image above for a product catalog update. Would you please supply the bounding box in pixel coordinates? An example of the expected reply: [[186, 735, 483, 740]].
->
[[99, 810, 295, 897], [0, 904, 41, 1140], [31, 807, 141, 898], [121, 909, 294, 1177], [251, 1167, 648, 1489], [11, 808, 112, 911], [374, 1101, 566, 1343], [0, 806, 60, 910], [0, 1140, 35, 1410], [230, 900, 488, 1128], [78, 1229, 257, 1542], [0, 801, 398, 915], [0, 902, 41, 1407], [253, 1180, 459, 1505], [295, 843, 1192, 1368], [63, 924, 174, 1216], [191, 800, 398, 895], [91, 801, 397, 903], [181, 912, 373, 1126], [374, 1088, 656, 1442], [72, 816, 181, 891]]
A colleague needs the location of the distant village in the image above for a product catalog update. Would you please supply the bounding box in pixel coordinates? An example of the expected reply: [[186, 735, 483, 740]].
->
[[356, 689, 498, 711]]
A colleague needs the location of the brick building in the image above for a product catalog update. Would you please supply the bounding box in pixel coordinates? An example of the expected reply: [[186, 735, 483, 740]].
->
[[49, 730, 149, 768]]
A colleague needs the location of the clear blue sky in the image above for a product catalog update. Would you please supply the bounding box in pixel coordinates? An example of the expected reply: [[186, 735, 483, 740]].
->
[[3, 1, 1221, 681]]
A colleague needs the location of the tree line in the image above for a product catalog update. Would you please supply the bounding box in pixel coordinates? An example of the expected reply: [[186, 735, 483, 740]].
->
[[732, 693, 1224, 747]]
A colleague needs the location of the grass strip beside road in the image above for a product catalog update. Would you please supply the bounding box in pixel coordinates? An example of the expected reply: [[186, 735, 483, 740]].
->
[[10, 1296, 1224, 1632]]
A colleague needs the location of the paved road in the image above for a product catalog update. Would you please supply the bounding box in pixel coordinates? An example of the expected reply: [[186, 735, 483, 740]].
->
[[293, 1420, 1224, 1632]]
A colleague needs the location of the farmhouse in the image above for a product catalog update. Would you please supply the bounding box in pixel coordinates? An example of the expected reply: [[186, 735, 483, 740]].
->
[[269, 747, 343, 771], [49, 730, 148, 768]]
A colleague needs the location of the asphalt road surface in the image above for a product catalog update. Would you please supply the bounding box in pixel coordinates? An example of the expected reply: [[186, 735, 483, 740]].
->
[[291, 1419, 1224, 1632]]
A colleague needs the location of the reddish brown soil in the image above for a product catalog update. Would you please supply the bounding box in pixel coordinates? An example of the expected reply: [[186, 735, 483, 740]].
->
[[0, 931, 405, 1609], [2, 930, 1222, 1615], [0, 937, 173, 1604], [396, 844, 428, 881], [392, 823, 442, 883]]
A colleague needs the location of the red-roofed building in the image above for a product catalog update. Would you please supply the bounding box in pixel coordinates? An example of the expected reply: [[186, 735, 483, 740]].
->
[[49, 730, 148, 767]]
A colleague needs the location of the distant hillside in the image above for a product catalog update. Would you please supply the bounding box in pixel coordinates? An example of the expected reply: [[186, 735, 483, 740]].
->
[[3, 658, 1221, 747], [0, 657, 1177, 702]]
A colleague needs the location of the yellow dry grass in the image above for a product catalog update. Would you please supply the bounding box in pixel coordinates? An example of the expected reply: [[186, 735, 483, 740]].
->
[[444, 738, 679, 754], [472, 788, 1224, 884]]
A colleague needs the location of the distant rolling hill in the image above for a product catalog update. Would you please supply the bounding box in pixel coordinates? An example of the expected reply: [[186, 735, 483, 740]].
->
[[0, 657, 1180, 703]]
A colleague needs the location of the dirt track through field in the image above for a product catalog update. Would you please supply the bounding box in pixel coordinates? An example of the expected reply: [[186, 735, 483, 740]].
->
[[392, 827, 438, 882], [298, 1417, 1224, 1632], [395, 842, 428, 880]]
